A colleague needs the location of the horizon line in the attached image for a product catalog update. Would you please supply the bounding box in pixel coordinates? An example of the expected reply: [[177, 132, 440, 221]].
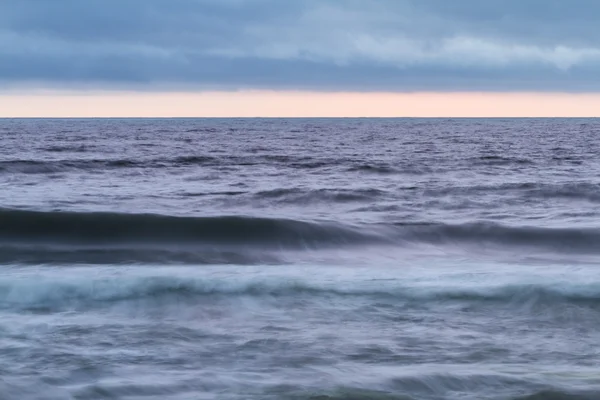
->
[[1, 116, 599, 119]]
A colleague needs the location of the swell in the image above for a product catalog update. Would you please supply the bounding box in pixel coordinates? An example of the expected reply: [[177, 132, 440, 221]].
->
[[0, 159, 148, 174], [0, 208, 379, 264], [0, 247, 281, 265], [254, 188, 388, 203], [512, 390, 597, 400], [0, 155, 438, 174], [3, 276, 600, 311], [0, 155, 344, 173], [296, 386, 596, 400], [399, 221, 600, 253], [2, 209, 600, 260], [429, 182, 600, 203], [198, 182, 600, 204], [0, 208, 378, 249], [469, 155, 535, 166]]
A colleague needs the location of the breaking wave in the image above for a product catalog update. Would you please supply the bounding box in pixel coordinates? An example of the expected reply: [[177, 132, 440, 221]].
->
[[3, 274, 600, 312], [0, 208, 375, 247], [2, 208, 600, 264]]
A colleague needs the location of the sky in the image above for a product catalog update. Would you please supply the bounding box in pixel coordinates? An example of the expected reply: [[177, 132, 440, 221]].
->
[[2, 0, 600, 117]]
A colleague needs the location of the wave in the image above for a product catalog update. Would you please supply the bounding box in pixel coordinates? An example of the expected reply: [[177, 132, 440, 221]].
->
[[254, 188, 388, 203], [0, 155, 429, 174], [0, 155, 343, 174], [2, 209, 600, 264], [512, 390, 597, 400], [295, 385, 597, 400], [0, 209, 375, 247], [0, 157, 222, 173], [0, 209, 378, 263], [470, 156, 534, 166], [0, 246, 281, 265], [347, 164, 399, 174], [429, 182, 600, 203], [0, 159, 147, 174], [3, 275, 600, 311], [529, 182, 600, 202], [43, 145, 88, 153], [1, 154, 588, 179], [397, 221, 600, 253]]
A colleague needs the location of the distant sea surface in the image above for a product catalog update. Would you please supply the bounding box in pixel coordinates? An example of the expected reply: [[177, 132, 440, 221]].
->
[[2, 118, 600, 400]]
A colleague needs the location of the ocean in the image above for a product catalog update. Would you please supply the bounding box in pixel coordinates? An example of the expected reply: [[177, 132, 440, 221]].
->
[[1, 117, 600, 400]]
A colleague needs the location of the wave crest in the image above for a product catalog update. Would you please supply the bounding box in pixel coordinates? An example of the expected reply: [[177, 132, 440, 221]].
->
[[1, 209, 600, 264], [3, 276, 600, 312], [0, 209, 374, 247]]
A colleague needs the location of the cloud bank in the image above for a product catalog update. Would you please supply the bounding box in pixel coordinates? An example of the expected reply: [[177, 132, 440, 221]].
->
[[2, 0, 600, 92]]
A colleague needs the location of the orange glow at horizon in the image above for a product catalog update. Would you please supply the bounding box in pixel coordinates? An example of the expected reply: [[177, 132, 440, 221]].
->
[[1, 91, 600, 117]]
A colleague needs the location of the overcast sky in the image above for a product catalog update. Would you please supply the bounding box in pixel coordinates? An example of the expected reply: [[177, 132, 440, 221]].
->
[[3, 0, 600, 92]]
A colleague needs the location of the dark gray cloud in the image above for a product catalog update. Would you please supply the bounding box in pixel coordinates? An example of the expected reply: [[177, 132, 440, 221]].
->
[[2, 0, 600, 91]]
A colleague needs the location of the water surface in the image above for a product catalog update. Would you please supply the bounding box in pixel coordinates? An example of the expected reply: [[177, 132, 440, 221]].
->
[[1, 118, 600, 399]]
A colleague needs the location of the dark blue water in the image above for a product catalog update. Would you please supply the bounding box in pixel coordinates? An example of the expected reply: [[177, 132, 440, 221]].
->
[[2, 118, 600, 399]]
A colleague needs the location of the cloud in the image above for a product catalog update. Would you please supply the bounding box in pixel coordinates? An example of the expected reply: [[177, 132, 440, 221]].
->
[[2, 0, 600, 91]]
